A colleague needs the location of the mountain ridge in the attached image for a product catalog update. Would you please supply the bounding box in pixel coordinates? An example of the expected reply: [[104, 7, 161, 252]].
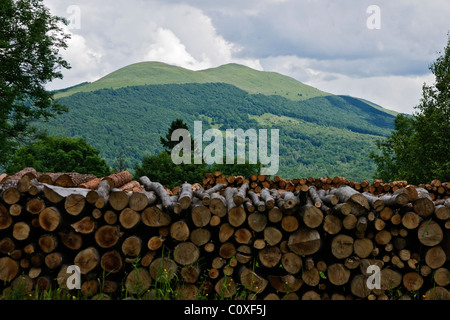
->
[[55, 61, 329, 100]]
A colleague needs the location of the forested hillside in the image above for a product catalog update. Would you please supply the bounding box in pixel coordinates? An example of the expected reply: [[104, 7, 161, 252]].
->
[[39, 78, 395, 181]]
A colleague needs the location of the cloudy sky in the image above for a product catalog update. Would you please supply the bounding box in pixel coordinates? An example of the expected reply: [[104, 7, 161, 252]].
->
[[44, 0, 450, 114]]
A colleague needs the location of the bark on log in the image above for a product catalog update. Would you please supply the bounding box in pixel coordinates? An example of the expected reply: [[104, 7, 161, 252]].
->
[[224, 188, 246, 227]]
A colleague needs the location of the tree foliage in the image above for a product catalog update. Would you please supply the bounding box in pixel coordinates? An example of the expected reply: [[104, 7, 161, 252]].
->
[[6, 135, 111, 177], [0, 0, 70, 166], [371, 34, 450, 184], [135, 119, 261, 188]]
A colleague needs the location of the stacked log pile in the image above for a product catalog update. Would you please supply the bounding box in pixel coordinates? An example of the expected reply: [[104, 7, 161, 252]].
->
[[0, 168, 449, 300]]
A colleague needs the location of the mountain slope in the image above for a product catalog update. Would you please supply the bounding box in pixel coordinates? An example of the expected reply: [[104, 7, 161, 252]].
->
[[41, 62, 397, 181], [54, 61, 329, 101]]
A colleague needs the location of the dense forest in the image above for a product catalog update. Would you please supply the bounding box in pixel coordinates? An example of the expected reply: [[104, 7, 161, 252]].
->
[[35, 82, 395, 182]]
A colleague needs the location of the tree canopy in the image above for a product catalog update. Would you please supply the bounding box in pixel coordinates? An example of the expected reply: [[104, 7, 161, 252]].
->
[[370, 33, 450, 184], [6, 135, 111, 177], [0, 0, 70, 167]]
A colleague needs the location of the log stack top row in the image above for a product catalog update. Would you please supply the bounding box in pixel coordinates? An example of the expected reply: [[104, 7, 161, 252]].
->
[[0, 167, 449, 300]]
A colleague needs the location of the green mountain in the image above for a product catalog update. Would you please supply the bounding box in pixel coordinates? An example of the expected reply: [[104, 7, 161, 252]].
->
[[55, 61, 330, 101], [43, 61, 396, 181]]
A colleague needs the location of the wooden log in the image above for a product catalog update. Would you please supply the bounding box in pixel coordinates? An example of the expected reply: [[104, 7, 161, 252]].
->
[[288, 228, 321, 256], [190, 228, 211, 247], [268, 207, 283, 223], [353, 238, 374, 259], [37, 234, 58, 253], [258, 246, 282, 268], [74, 247, 100, 274], [26, 198, 45, 215], [236, 245, 253, 264], [209, 193, 227, 217], [322, 214, 342, 235], [149, 257, 178, 281], [100, 250, 123, 273], [362, 192, 385, 212], [281, 252, 303, 274], [224, 188, 246, 227], [331, 234, 354, 259], [38, 207, 61, 232], [215, 276, 237, 298], [234, 228, 252, 245], [0, 256, 19, 281], [170, 220, 190, 242], [260, 188, 275, 209], [174, 242, 200, 266], [109, 190, 129, 211], [191, 204, 211, 228], [278, 191, 298, 211], [128, 190, 157, 212], [299, 204, 323, 228], [104, 171, 133, 189], [330, 186, 369, 211], [350, 274, 371, 298], [238, 266, 268, 294], [269, 274, 302, 293], [122, 235, 142, 257], [94, 225, 121, 248], [233, 183, 248, 205], [43, 184, 89, 204], [402, 272, 424, 291], [247, 212, 267, 232], [178, 182, 193, 210], [94, 179, 110, 209], [281, 215, 299, 233], [425, 246, 446, 269], [375, 230, 392, 245], [402, 212, 422, 230], [327, 263, 351, 286], [219, 242, 236, 259], [140, 176, 174, 209], [141, 205, 171, 227], [433, 268, 450, 287], [12, 221, 31, 241], [0, 203, 13, 230], [0, 238, 15, 254], [418, 220, 443, 246], [219, 223, 235, 243], [147, 235, 165, 251], [181, 265, 201, 284], [317, 189, 339, 206], [125, 268, 151, 295], [119, 208, 140, 229], [264, 227, 283, 246], [413, 188, 435, 217], [302, 264, 320, 287], [71, 216, 96, 234], [434, 205, 449, 221], [379, 191, 409, 208], [59, 230, 83, 251], [103, 210, 117, 225], [247, 191, 266, 212]]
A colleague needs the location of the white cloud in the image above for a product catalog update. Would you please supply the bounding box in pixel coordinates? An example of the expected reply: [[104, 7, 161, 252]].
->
[[44, 0, 262, 89]]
